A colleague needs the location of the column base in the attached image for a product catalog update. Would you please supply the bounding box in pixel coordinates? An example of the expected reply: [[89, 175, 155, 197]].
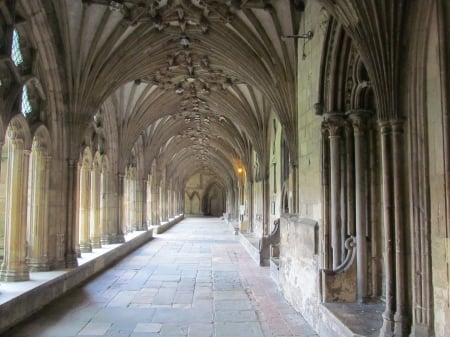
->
[[409, 323, 433, 337], [27, 258, 50, 272], [114, 233, 125, 243], [0, 266, 30, 282], [100, 235, 111, 245], [91, 238, 102, 249], [380, 311, 395, 337], [394, 312, 409, 337], [79, 242, 92, 253], [65, 252, 79, 268]]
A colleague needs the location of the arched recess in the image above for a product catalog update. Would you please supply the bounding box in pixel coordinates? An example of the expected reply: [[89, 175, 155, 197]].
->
[[0, 114, 32, 281], [317, 17, 381, 305], [202, 182, 226, 217], [78, 147, 93, 253], [27, 124, 52, 271], [185, 191, 201, 215]]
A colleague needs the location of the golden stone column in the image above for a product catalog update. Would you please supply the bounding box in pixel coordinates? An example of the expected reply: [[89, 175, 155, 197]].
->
[[78, 162, 92, 253], [90, 162, 101, 248], [0, 131, 30, 281], [100, 169, 111, 245], [27, 141, 50, 271], [151, 175, 161, 226]]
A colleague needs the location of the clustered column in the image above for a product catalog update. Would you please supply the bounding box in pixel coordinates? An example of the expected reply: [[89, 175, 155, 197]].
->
[[379, 119, 408, 337], [0, 130, 30, 281]]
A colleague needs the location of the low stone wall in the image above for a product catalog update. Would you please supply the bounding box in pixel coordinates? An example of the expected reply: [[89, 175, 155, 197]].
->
[[0, 217, 187, 335], [278, 215, 321, 331], [154, 215, 184, 234]]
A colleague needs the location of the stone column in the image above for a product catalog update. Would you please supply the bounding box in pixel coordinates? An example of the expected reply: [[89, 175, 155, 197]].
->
[[65, 159, 79, 267], [100, 170, 111, 245], [151, 177, 161, 226], [146, 176, 152, 226], [392, 120, 408, 336], [160, 173, 168, 222], [321, 122, 331, 269], [27, 143, 50, 271], [350, 110, 369, 303], [326, 114, 343, 270], [379, 121, 395, 337], [90, 164, 101, 248], [115, 174, 125, 243], [0, 133, 30, 281], [78, 162, 92, 253]]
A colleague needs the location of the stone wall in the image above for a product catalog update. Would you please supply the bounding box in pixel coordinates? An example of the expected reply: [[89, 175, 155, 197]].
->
[[278, 215, 320, 330]]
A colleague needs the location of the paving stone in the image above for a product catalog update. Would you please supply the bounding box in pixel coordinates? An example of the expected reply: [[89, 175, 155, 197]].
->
[[6, 218, 317, 337]]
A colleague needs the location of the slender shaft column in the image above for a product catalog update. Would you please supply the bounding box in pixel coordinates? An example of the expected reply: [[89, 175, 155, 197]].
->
[[262, 176, 270, 236], [327, 115, 343, 269], [27, 144, 50, 271], [79, 163, 92, 253], [146, 177, 152, 226], [90, 165, 101, 248], [115, 174, 125, 243], [321, 123, 331, 269], [0, 135, 30, 282], [65, 160, 79, 266], [160, 174, 168, 222], [151, 179, 161, 226], [100, 170, 111, 244], [392, 120, 408, 336], [350, 111, 369, 303], [379, 121, 395, 337]]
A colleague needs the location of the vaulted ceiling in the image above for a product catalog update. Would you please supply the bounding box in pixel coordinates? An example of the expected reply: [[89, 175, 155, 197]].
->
[[14, 0, 302, 186]]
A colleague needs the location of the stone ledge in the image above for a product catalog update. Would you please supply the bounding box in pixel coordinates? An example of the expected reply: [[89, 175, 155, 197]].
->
[[0, 219, 186, 334], [153, 215, 184, 234], [238, 232, 261, 265], [319, 301, 384, 337]]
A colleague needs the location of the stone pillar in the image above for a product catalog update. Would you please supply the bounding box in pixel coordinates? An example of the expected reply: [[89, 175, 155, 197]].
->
[[392, 120, 408, 336], [27, 143, 50, 271], [146, 176, 152, 226], [115, 174, 125, 243], [379, 121, 396, 337], [65, 159, 79, 267], [321, 122, 331, 270], [151, 177, 161, 226], [327, 115, 343, 270], [100, 170, 111, 245], [90, 163, 101, 248], [160, 173, 168, 222], [0, 133, 30, 282], [78, 162, 92, 253], [350, 110, 369, 303]]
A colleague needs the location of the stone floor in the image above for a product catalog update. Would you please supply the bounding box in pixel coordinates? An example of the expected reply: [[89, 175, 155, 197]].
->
[[3, 217, 318, 337]]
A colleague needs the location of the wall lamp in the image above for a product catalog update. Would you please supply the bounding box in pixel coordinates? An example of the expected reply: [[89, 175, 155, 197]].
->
[[281, 31, 313, 41]]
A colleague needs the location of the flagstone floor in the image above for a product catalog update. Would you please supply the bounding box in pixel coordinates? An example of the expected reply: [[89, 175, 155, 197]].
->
[[4, 217, 317, 337]]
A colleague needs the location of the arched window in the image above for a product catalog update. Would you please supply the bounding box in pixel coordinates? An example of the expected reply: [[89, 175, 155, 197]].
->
[[11, 29, 23, 66]]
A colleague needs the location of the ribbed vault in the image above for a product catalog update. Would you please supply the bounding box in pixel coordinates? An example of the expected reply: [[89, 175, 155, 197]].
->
[[41, 0, 300, 184]]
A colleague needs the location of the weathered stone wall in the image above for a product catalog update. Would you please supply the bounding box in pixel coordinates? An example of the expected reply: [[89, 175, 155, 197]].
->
[[427, 7, 450, 336], [278, 215, 320, 330]]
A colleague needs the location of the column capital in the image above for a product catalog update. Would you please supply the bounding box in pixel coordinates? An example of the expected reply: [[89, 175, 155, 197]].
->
[[347, 109, 372, 134], [323, 112, 346, 137]]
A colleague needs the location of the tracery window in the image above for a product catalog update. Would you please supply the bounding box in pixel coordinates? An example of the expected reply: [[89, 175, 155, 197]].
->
[[21, 85, 32, 116], [11, 29, 24, 66]]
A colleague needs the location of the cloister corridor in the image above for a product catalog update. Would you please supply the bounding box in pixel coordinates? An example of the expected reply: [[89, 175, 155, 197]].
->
[[1, 218, 317, 337]]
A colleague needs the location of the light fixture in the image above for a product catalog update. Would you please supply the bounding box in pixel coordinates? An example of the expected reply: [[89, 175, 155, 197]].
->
[[281, 31, 313, 41], [237, 167, 243, 174]]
